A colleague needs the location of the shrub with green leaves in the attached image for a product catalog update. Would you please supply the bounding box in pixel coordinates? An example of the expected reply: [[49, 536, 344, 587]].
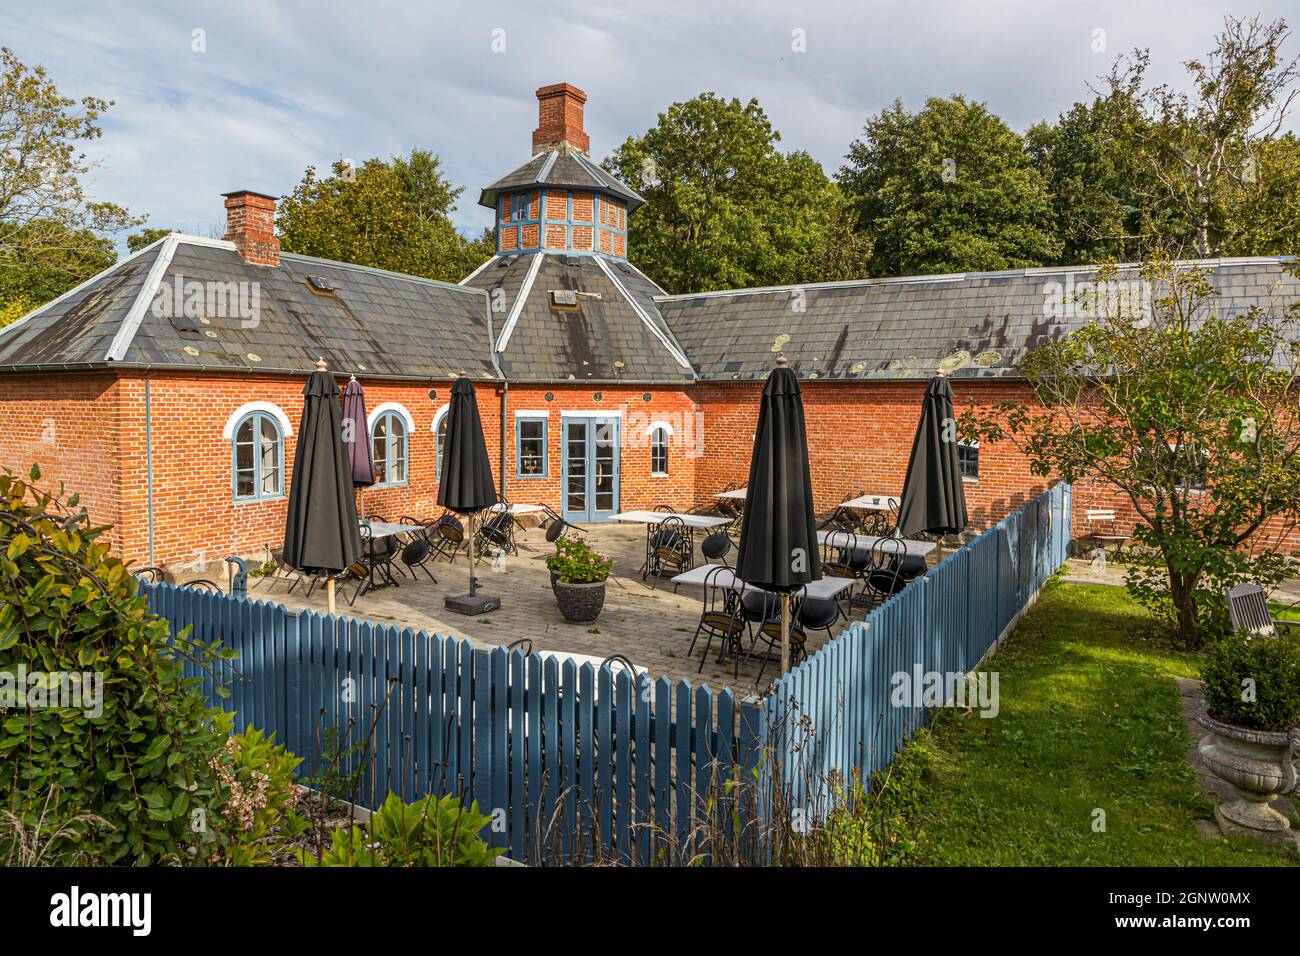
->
[[1200, 633, 1300, 731], [545, 534, 613, 584], [300, 792, 501, 867], [209, 721, 307, 866], [0, 467, 233, 864]]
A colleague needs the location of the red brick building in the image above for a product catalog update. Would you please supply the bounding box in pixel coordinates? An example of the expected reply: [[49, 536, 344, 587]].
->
[[1, 82, 1297, 569]]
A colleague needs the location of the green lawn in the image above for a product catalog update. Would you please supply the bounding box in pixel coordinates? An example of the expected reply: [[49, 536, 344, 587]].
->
[[871, 580, 1298, 866]]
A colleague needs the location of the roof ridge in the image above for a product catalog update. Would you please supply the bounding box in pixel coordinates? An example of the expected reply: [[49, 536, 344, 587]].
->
[[593, 255, 693, 371], [105, 234, 180, 362], [278, 250, 489, 296], [652, 255, 1300, 302]]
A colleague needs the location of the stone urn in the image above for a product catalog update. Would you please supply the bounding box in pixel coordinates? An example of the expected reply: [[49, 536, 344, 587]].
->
[[554, 579, 607, 624], [1196, 710, 1299, 846]]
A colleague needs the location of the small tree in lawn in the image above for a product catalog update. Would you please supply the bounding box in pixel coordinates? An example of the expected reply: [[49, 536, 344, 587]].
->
[[963, 258, 1300, 647]]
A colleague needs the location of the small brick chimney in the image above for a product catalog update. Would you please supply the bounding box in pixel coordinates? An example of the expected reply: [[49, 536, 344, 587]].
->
[[532, 83, 589, 156], [222, 190, 280, 266]]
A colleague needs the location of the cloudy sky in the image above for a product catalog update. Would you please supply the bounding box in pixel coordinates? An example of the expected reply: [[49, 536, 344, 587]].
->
[[6, 0, 1297, 248]]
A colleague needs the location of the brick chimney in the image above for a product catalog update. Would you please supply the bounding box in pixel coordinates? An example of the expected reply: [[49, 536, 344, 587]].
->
[[532, 83, 589, 156], [222, 190, 280, 266]]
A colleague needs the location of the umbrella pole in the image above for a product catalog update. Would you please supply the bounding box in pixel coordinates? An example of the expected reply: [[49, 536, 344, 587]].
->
[[327, 577, 336, 616], [780, 593, 791, 675], [468, 512, 477, 597]]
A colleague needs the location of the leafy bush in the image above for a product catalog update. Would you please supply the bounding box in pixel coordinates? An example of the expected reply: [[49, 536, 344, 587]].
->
[[208, 721, 307, 866], [1200, 633, 1300, 731], [0, 467, 234, 864], [545, 534, 613, 584], [300, 792, 501, 867]]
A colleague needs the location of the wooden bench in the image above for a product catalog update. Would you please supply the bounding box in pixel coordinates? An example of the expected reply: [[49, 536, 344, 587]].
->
[[1225, 582, 1300, 638], [1082, 509, 1128, 560]]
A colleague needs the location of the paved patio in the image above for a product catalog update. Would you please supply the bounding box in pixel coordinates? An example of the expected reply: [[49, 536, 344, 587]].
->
[[251, 523, 860, 693]]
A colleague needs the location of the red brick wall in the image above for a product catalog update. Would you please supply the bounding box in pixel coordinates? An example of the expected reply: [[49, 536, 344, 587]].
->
[[500, 384, 698, 515], [0, 372, 125, 554], [100, 372, 502, 569]]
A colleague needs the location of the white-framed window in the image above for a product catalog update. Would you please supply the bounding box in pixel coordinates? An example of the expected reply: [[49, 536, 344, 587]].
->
[[370, 410, 409, 487], [958, 440, 980, 481], [516, 416, 548, 478], [650, 426, 669, 475], [232, 410, 284, 502], [432, 404, 450, 479]]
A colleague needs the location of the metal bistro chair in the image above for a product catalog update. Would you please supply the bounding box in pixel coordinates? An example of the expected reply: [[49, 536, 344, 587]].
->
[[745, 594, 808, 683], [183, 578, 223, 594], [687, 566, 747, 678], [477, 506, 517, 559], [430, 513, 467, 563], [861, 537, 908, 612], [647, 514, 692, 590], [820, 531, 862, 617], [700, 530, 732, 565], [1225, 582, 1300, 639], [135, 566, 167, 584], [399, 530, 439, 583]]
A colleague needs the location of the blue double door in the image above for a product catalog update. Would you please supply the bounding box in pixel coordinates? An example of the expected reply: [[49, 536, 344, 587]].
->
[[561, 417, 619, 523]]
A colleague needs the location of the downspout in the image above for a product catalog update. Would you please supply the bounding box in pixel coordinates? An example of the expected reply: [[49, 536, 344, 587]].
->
[[483, 284, 509, 500], [145, 377, 156, 566]]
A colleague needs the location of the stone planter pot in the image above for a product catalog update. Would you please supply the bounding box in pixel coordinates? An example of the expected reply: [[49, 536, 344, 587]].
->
[[1196, 710, 1299, 846], [554, 579, 607, 623]]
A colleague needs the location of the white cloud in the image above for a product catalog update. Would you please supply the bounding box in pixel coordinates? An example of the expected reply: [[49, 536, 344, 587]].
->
[[7, 0, 1297, 251]]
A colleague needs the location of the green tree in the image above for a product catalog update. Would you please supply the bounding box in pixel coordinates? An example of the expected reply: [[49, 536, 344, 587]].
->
[[839, 96, 1060, 278], [276, 149, 492, 284], [0, 48, 137, 315], [964, 259, 1300, 646], [126, 227, 173, 254], [1101, 15, 1300, 258], [604, 93, 868, 294], [1027, 95, 1152, 265]]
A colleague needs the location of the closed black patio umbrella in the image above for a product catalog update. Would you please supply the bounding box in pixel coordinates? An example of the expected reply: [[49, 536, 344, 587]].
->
[[283, 358, 363, 614], [341, 376, 375, 515], [736, 355, 821, 674], [896, 370, 968, 544], [437, 373, 500, 615]]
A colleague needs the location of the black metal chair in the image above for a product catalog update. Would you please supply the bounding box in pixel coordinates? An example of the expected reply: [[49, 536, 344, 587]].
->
[[700, 530, 732, 565], [477, 507, 516, 558], [400, 535, 438, 582], [430, 513, 466, 562], [256, 547, 305, 593], [184, 578, 223, 593], [862, 537, 907, 610], [795, 594, 841, 643], [647, 514, 691, 590], [506, 638, 534, 656], [745, 597, 808, 683], [820, 532, 861, 616], [135, 566, 166, 584], [687, 566, 747, 677]]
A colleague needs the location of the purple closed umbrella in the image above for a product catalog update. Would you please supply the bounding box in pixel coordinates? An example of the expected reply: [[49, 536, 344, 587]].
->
[[342, 377, 375, 515]]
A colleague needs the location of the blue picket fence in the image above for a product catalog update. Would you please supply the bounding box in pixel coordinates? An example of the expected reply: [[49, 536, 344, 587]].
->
[[142, 482, 1071, 864]]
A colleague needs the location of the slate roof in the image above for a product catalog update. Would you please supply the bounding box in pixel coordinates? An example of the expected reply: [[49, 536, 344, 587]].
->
[[462, 253, 693, 382], [656, 258, 1300, 381], [0, 235, 500, 380], [478, 150, 644, 211], [2, 239, 1294, 388]]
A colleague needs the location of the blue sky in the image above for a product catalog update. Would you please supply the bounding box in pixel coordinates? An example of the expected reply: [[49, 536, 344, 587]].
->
[[6, 0, 1298, 249]]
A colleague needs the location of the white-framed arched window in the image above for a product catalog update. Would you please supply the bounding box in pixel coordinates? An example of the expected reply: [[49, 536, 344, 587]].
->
[[230, 409, 285, 502], [370, 404, 411, 487], [432, 403, 450, 478], [647, 421, 671, 476]]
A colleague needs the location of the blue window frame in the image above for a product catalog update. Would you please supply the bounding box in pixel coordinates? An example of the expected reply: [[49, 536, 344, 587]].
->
[[516, 416, 548, 478], [232, 411, 284, 502], [370, 411, 409, 487]]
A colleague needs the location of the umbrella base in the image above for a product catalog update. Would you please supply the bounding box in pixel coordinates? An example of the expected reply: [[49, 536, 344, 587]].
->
[[444, 592, 501, 615]]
